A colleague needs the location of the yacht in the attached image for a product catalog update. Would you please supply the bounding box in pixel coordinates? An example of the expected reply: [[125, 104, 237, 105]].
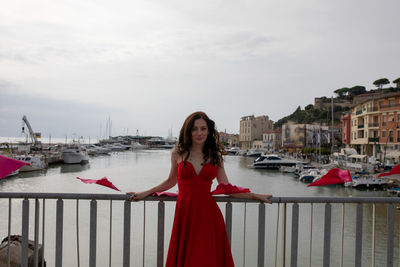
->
[[226, 147, 242, 155], [14, 155, 47, 172], [62, 148, 89, 164], [253, 154, 299, 169], [246, 149, 265, 157]]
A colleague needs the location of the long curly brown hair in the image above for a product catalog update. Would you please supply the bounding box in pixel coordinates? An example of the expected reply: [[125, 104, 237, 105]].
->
[[176, 111, 225, 166]]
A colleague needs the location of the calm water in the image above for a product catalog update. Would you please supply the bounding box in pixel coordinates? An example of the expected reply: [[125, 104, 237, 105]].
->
[[0, 150, 398, 266]]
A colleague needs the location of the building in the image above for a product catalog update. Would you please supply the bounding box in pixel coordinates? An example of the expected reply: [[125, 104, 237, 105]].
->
[[281, 121, 332, 152], [349, 92, 400, 161], [341, 113, 351, 145], [219, 132, 239, 148], [239, 115, 273, 150], [262, 129, 282, 153]]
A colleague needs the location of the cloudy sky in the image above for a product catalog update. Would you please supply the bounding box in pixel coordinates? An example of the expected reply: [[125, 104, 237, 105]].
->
[[1, 0, 399, 140]]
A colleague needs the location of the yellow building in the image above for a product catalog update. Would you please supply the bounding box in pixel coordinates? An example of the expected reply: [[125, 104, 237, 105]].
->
[[239, 115, 273, 150]]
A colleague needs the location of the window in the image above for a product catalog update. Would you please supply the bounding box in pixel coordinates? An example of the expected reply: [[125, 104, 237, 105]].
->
[[389, 99, 395, 106], [379, 101, 384, 108], [382, 131, 386, 138]]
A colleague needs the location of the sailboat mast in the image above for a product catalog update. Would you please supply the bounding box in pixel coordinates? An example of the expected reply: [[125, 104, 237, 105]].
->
[[331, 96, 334, 154]]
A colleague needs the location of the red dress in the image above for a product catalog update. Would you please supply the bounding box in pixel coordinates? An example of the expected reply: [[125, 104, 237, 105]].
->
[[165, 161, 235, 267]]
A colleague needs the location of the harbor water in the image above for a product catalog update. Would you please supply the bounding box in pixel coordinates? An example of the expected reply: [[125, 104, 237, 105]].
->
[[0, 149, 399, 266]]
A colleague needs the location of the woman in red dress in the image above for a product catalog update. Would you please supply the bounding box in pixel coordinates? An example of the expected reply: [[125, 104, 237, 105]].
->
[[128, 111, 272, 266]]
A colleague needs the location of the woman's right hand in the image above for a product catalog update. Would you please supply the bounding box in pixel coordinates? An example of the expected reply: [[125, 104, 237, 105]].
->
[[127, 191, 149, 201]]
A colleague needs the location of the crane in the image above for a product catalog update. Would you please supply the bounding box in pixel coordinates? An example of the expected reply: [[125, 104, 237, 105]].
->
[[22, 115, 40, 146]]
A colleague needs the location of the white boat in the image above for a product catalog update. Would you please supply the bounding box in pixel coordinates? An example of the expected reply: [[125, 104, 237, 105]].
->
[[130, 142, 146, 150], [62, 148, 89, 164], [253, 154, 299, 169], [84, 144, 110, 155], [345, 176, 388, 189], [299, 169, 322, 182], [226, 147, 242, 155], [246, 149, 265, 157], [14, 155, 47, 172]]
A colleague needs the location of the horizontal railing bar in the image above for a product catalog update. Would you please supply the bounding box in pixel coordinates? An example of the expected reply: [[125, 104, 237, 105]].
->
[[1, 193, 400, 204]]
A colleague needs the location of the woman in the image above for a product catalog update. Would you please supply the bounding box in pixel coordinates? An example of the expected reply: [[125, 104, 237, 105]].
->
[[127, 111, 272, 266]]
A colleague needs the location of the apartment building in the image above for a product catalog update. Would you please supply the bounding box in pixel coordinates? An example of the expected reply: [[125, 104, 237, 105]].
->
[[239, 115, 273, 150], [263, 130, 282, 152], [350, 92, 400, 160], [219, 132, 239, 148]]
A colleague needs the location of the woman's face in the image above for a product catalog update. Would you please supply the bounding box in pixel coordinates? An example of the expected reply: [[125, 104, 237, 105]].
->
[[191, 118, 209, 146]]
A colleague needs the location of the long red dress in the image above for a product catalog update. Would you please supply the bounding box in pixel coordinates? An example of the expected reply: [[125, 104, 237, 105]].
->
[[165, 161, 235, 267]]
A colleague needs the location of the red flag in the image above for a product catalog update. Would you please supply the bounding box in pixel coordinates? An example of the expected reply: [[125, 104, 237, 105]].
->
[[378, 164, 400, 177], [211, 183, 251, 195], [0, 155, 29, 179], [76, 177, 121, 191], [308, 168, 352, 187]]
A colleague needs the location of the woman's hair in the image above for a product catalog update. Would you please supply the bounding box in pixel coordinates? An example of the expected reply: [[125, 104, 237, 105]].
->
[[177, 111, 225, 166]]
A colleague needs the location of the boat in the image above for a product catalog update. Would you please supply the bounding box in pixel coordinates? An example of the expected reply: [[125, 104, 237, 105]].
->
[[62, 148, 89, 164], [226, 147, 242, 155], [345, 176, 388, 189], [299, 169, 321, 182], [246, 149, 265, 157], [130, 142, 146, 150], [84, 144, 110, 155], [14, 155, 47, 172], [253, 154, 299, 169]]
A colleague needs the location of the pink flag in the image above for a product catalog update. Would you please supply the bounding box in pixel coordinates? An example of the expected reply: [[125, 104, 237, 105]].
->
[[308, 168, 352, 187], [76, 177, 121, 191], [0, 155, 29, 179], [378, 164, 400, 177]]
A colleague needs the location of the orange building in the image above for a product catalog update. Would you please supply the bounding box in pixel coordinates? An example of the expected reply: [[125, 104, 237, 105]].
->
[[349, 92, 400, 161]]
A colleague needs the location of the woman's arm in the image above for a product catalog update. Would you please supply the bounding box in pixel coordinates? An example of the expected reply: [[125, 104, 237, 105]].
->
[[216, 161, 272, 203], [127, 148, 179, 200]]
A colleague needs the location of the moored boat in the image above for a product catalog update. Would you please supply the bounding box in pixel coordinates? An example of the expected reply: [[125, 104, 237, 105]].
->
[[253, 154, 299, 169], [14, 155, 47, 172]]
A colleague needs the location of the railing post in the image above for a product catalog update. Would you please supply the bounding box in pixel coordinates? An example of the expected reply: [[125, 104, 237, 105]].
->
[[257, 202, 265, 267], [290, 203, 299, 267], [34, 199, 40, 267], [55, 199, 64, 267], [387, 204, 394, 267], [89, 200, 97, 267], [355, 203, 363, 267], [123, 200, 131, 267], [157, 201, 165, 267], [21, 198, 29, 267], [323, 203, 331, 267], [225, 202, 232, 244], [281, 203, 287, 267]]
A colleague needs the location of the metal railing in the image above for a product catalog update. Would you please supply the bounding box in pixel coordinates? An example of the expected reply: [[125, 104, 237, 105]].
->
[[1, 192, 400, 267]]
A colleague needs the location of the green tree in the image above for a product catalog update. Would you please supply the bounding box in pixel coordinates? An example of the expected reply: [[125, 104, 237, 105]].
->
[[393, 77, 400, 86], [348, 85, 366, 96], [373, 78, 390, 89], [334, 87, 349, 97]]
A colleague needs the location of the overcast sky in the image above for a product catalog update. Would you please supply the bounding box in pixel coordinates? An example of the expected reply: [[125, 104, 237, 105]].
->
[[1, 0, 399, 140]]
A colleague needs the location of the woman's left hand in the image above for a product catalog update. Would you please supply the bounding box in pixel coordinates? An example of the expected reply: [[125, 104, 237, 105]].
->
[[127, 191, 149, 201], [252, 193, 273, 204]]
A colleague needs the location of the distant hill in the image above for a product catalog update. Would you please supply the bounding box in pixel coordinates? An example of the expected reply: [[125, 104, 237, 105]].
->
[[274, 105, 350, 129]]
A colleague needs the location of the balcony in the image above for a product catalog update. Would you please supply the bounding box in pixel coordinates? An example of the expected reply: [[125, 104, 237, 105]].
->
[[357, 124, 364, 129], [1, 192, 399, 267], [368, 137, 379, 142], [367, 107, 379, 112], [368, 122, 379, 128], [380, 103, 400, 109]]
